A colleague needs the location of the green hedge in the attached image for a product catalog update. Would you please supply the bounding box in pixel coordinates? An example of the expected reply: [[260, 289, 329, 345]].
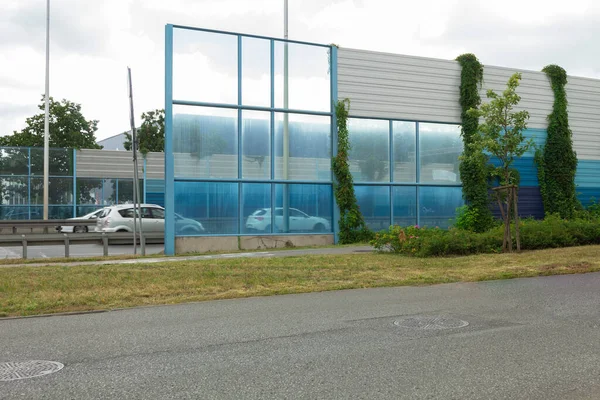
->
[[371, 215, 600, 257]]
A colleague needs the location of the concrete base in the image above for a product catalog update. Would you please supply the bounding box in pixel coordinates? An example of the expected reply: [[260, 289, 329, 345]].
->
[[240, 235, 334, 250], [175, 236, 238, 254], [175, 235, 334, 254]]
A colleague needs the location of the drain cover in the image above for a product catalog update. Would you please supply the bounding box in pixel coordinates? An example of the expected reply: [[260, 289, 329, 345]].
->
[[394, 316, 469, 330], [0, 360, 64, 381]]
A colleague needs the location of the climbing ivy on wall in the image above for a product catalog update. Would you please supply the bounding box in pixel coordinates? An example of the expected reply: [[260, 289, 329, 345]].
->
[[536, 65, 579, 218], [332, 99, 371, 244], [456, 53, 494, 232]]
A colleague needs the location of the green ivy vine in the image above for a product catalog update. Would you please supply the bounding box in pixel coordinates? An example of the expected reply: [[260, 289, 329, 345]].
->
[[456, 53, 494, 232], [536, 65, 579, 218], [332, 99, 371, 243]]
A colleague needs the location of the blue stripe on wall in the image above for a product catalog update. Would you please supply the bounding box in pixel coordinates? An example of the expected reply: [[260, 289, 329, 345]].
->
[[490, 186, 544, 220]]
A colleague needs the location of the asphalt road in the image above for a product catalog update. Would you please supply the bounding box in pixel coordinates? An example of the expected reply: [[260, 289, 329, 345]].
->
[[0, 243, 164, 259], [1, 273, 600, 399]]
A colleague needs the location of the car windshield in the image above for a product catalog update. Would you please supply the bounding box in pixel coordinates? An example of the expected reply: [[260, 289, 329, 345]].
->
[[98, 209, 111, 218]]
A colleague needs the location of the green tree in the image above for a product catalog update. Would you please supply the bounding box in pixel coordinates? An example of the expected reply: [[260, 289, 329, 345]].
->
[[467, 73, 533, 186], [0, 96, 102, 217], [123, 109, 165, 155]]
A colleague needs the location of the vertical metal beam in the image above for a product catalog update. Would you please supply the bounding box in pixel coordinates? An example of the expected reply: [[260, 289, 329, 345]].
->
[[143, 158, 147, 203], [416, 122, 420, 227], [389, 120, 394, 226], [237, 35, 243, 235], [330, 45, 339, 242], [72, 148, 77, 218], [164, 24, 175, 255]]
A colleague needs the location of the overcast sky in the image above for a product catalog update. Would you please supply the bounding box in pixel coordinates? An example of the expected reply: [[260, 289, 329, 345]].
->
[[1, 0, 599, 141]]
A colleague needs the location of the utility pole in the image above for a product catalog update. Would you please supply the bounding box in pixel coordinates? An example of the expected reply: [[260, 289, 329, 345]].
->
[[282, 0, 290, 232], [43, 0, 50, 220]]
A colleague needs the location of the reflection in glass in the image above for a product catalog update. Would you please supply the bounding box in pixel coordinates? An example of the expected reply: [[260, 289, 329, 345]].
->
[[242, 37, 270, 107], [242, 183, 271, 234], [274, 41, 330, 112], [419, 123, 462, 184], [31, 178, 73, 204], [0, 176, 28, 205], [355, 186, 390, 232], [174, 181, 238, 235], [31, 148, 73, 176], [274, 184, 332, 233], [242, 111, 270, 179], [393, 121, 416, 182], [0, 148, 29, 175], [173, 106, 238, 179], [392, 186, 417, 227], [419, 186, 463, 229], [274, 113, 331, 181], [348, 119, 389, 183], [173, 28, 238, 104]]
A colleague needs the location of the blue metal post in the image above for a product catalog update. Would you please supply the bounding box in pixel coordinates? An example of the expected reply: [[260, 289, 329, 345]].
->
[[389, 120, 393, 226], [416, 122, 420, 227], [115, 179, 119, 205], [237, 35, 243, 234], [143, 158, 147, 203], [270, 39, 275, 232], [330, 45, 339, 243], [164, 24, 175, 255], [72, 148, 77, 218]]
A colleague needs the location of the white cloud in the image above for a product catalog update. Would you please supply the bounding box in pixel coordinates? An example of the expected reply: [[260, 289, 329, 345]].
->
[[1, 0, 599, 141]]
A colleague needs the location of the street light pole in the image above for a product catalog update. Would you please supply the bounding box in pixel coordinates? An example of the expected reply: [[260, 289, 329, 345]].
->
[[43, 0, 50, 220], [282, 0, 290, 232]]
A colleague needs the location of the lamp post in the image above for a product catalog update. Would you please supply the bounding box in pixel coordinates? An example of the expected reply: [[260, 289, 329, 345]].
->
[[282, 0, 290, 232], [43, 0, 50, 220]]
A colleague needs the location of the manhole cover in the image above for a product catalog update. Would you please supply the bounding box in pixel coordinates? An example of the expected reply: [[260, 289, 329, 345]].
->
[[0, 360, 64, 381], [394, 316, 469, 330]]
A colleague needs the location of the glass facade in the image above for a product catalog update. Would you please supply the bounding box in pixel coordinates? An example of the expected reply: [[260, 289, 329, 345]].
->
[[168, 26, 334, 238], [165, 25, 466, 252], [0, 147, 144, 220]]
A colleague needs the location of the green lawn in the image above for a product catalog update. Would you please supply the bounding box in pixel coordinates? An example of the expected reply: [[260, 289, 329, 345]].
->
[[1, 245, 599, 317]]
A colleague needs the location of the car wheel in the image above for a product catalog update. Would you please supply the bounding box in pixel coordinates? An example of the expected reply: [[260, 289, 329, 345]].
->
[[74, 226, 89, 233], [313, 223, 326, 233]]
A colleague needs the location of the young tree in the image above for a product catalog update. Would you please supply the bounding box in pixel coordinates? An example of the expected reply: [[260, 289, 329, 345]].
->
[[123, 109, 165, 155], [467, 73, 533, 252]]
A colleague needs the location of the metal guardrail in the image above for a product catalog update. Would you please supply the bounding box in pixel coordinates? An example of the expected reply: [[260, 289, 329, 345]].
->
[[0, 232, 164, 259], [0, 219, 92, 234]]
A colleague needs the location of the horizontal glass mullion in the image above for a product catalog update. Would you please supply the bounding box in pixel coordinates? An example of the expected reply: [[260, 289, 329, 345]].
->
[[172, 100, 333, 117], [174, 178, 332, 185]]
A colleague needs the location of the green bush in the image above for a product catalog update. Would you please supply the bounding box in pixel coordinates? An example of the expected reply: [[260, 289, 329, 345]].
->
[[371, 215, 600, 257]]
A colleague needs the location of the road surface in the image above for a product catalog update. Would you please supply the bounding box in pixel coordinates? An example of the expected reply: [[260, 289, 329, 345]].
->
[[1, 272, 600, 399]]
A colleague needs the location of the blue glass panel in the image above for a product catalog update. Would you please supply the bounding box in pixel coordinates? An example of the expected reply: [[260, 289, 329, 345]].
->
[[419, 186, 463, 229], [31, 148, 73, 176], [30, 205, 73, 219], [242, 110, 270, 179], [173, 106, 238, 179], [173, 28, 238, 104], [242, 183, 271, 234], [419, 123, 462, 184], [242, 37, 270, 107], [174, 181, 238, 235], [355, 185, 390, 232], [274, 41, 330, 112], [348, 119, 389, 183], [31, 178, 73, 204], [393, 121, 416, 182], [0, 205, 31, 219], [274, 113, 331, 181], [274, 184, 332, 233], [393, 186, 417, 227]]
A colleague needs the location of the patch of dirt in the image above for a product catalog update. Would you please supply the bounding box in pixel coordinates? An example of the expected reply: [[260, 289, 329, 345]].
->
[[538, 262, 592, 272]]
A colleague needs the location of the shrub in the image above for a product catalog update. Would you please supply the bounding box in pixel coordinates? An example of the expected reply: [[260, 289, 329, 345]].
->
[[371, 215, 600, 257]]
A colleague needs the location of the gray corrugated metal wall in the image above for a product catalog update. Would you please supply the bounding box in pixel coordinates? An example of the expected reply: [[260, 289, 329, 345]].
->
[[76, 149, 164, 179], [566, 76, 600, 161], [337, 48, 554, 129]]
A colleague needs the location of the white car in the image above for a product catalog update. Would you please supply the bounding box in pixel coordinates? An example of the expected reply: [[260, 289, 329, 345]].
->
[[59, 208, 106, 233], [96, 204, 205, 234], [245, 207, 331, 233]]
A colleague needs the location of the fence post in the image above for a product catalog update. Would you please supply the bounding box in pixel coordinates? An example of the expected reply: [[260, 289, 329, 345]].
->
[[64, 234, 70, 258], [102, 233, 108, 256], [21, 235, 27, 259]]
